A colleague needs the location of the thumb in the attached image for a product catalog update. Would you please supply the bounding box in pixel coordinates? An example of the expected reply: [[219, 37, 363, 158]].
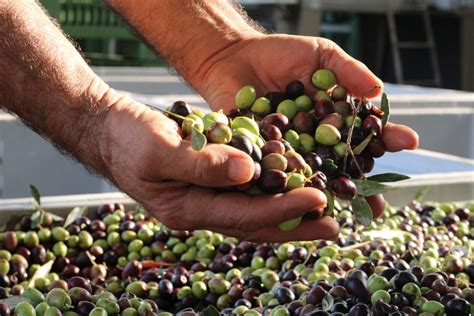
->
[[318, 38, 383, 98], [164, 141, 255, 187]]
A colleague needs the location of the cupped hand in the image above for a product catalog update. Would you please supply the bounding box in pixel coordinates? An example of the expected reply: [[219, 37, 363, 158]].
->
[[192, 34, 419, 218], [99, 95, 337, 242]]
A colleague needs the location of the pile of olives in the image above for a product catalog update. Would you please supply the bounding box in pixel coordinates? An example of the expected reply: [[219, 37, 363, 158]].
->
[[167, 69, 391, 228], [0, 199, 472, 315]]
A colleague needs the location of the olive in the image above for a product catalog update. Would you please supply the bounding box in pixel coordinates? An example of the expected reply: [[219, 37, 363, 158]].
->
[[122, 260, 143, 279], [182, 114, 204, 136], [348, 303, 370, 316], [261, 153, 287, 172], [314, 99, 334, 118], [231, 116, 260, 136], [276, 100, 297, 120], [329, 177, 357, 200], [320, 113, 343, 130], [292, 111, 316, 134], [75, 301, 95, 315], [202, 111, 228, 131], [315, 124, 341, 146], [331, 85, 348, 102], [312, 69, 337, 90], [251, 97, 272, 116], [96, 298, 120, 315], [367, 137, 386, 158], [306, 285, 328, 305], [295, 95, 312, 112], [258, 169, 287, 193], [262, 140, 285, 156], [394, 271, 419, 291], [169, 100, 192, 121], [285, 80, 305, 99], [445, 298, 470, 316], [46, 288, 72, 312], [362, 115, 383, 136], [260, 113, 291, 133], [304, 152, 323, 171], [229, 135, 253, 155], [235, 85, 257, 109], [274, 287, 295, 305], [89, 307, 107, 316], [14, 302, 35, 316], [68, 287, 92, 305], [278, 217, 302, 231], [284, 151, 306, 172], [251, 143, 262, 161], [2, 232, 18, 251], [261, 124, 282, 141], [345, 270, 370, 301]]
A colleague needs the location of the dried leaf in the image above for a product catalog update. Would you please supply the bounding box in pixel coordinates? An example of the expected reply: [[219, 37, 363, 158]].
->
[[381, 93, 390, 127], [28, 260, 53, 288], [191, 126, 207, 151], [63, 206, 87, 228], [367, 173, 410, 183], [351, 195, 373, 226], [353, 179, 392, 197]]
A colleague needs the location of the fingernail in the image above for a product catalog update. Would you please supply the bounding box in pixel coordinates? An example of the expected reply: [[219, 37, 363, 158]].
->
[[227, 156, 254, 183]]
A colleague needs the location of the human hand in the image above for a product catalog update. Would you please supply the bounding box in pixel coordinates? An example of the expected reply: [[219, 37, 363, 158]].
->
[[190, 34, 419, 217], [99, 94, 337, 242]]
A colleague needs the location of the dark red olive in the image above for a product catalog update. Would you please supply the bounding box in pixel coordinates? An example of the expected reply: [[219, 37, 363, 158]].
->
[[2, 232, 18, 252], [0, 302, 9, 316], [96, 204, 114, 218], [62, 264, 80, 278], [261, 124, 282, 141], [361, 154, 375, 173], [362, 115, 383, 135], [76, 300, 95, 315], [285, 80, 305, 99], [341, 127, 365, 146], [368, 138, 386, 158], [68, 276, 92, 293], [69, 287, 92, 305], [292, 111, 316, 134], [262, 140, 286, 156], [309, 177, 326, 191], [15, 247, 31, 261], [90, 220, 106, 232], [258, 169, 287, 193], [331, 86, 348, 102], [19, 216, 32, 231], [421, 273, 444, 287], [446, 298, 470, 316], [67, 224, 81, 235], [122, 260, 143, 279], [344, 270, 369, 301], [304, 152, 323, 171], [314, 99, 334, 118], [347, 156, 365, 179], [431, 278, 448, 295], [260, 113, 291, 133], [329, 177, 357, 200], [168, 100, 192, 125], [285, 151, 306, 172], [159, 279, 174, 297]]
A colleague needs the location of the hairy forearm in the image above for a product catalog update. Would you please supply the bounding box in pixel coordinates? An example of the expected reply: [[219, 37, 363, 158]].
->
[[107, 0, 262, 87], [0, 0, 118, 177]]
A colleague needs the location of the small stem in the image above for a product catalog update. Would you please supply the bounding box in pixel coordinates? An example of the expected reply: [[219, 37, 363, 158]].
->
[[145, 104, 187, 120]]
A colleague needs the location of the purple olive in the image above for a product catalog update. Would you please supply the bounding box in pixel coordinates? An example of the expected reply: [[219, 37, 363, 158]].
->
[[284, 151, 306, 172], [285, 80, 305, 99], [362, 115, 383, 136], [329, 177, 357, 200], [229, 135, 253, 156], [292, 111, 316, 134], [368, 138, 386, 158], [314, 99, 334, 118], [304, 152, 323, 171], [258, 169, 288, 193], [260, 113, 291, 133], [261, 124, 282, 141], [262, 140, 286, 156]]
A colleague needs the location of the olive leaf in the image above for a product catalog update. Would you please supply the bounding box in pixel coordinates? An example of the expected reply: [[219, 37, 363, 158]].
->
[[0, 211, 32, 232], [414, 185, 430, 202], [351, 195, 373, 226], [63, 206, 88, 228], [322, 292, 335, 311], [191, 126, 207, 151], [381, 93, 390, 127], [28, 260, 54, 288], [321, 159, 338, 176], [0, 296, 32, 309], [353, 179, 392, 197], [29, 184, 41, 206], [201, 305, 220, 316], [367, 173, 410, 183], [324, 190, 335, 216], [353, 133, 374, 155], [30, 209, 44, 229]]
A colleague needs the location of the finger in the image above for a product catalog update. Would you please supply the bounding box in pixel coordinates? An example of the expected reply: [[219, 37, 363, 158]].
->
[[382, 122, 419, 152], [158, 141, 255, 187], [209, 215, 339, 242], [366, 194, 385, 218], [316, 38, 383, 98], [181, 187, 327, 232]]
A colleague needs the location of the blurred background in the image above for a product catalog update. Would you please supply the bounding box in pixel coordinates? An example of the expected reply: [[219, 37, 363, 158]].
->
[[0, 0, 472, 203]]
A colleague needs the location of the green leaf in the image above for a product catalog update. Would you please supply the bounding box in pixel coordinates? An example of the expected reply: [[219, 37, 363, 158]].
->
[[324, 190, 334, 216], [28, 260, 54, 288], [321, 159, 338, 176], [322, 292, 334, 311], [353, 179, 392, 197], [381, 93, 390, 127], [201, 305, 220, 316], [29, 185, 41, 206], [0, 296, 32, 309], [0, 211, 32, 232], [351, 195, 373, 226], [48, 213, 64, 222], [353, 133, 374, 155], [63, 206, 87, 228], [414, 185, 430, 202], [367, 173, 410, 183], [191, 126, 207, 151], [30, 209, 44, 229]]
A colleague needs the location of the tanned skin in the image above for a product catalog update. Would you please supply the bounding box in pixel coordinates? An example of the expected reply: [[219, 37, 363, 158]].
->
[[0, 1, 418, 241]]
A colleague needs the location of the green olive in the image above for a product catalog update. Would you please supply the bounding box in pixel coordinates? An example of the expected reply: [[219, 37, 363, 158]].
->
[[344, 115, 362, 128], [260, 270, 279, 290], [21, 287, 45, 306], [52, 241, 68, 257], [182, 114, 204, 136], [371, 289, 391, 305], [315, 124, 341, 145], [192, 281, 207, 299], [333, 142, 348, 158], [251, 97, 272, 115], [122, 307, 138, 316], [233, 127, 258, 144], [0, 259, 9, 274], [89, 307, 108, 316], [287, 173, 306, 190], [35, 301, 49, 316], [284, 129, 300, 148], [96, 298, 120, 315], [14, 302, 36, 316], [235, 85, 257, 109], [202, 111, 229, 131], [278, 217, 302, 231], [295, 95, 312, 112], [46, 288, 72, 312], [277, 100, 297, 120], [421, 300, 444, 315], [231, 116, 260, 136], [312, 69, 337, 90], [368, 275, 389, 294], [78, 231, 93, 249], [24, 231, 40, 248], [51, 227, 69, 242], [207, 122, 233, 144], [299, 133, 315, 152]]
